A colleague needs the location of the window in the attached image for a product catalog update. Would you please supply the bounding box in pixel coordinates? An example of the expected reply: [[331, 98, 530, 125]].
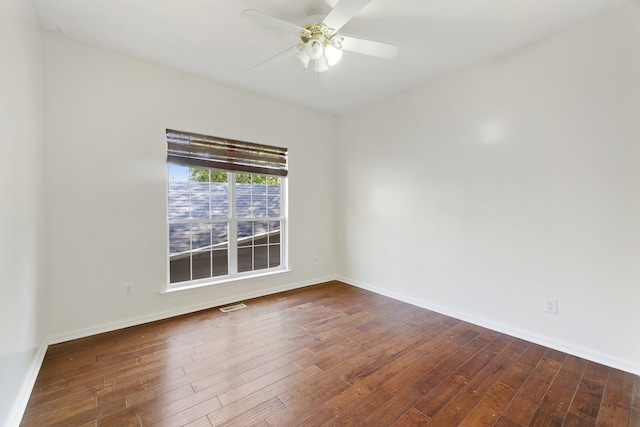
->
[[166, 130, 287, 288]]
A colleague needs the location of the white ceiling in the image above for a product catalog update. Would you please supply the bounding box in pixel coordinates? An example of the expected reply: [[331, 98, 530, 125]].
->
[[32, 0, 638, 115]]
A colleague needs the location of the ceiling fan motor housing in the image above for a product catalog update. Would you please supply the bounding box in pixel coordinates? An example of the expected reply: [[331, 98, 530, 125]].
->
[[299, 23, 343, 50]]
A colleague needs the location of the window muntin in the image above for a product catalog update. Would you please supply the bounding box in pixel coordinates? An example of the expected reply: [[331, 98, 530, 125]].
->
[[168, 165, 285, 287]]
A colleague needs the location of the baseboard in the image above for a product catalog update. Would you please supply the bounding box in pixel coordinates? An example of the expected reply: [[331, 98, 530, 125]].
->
[[46, 275, 336, 345], [337, 275, 640, 376], [7, 338, 48, 427]]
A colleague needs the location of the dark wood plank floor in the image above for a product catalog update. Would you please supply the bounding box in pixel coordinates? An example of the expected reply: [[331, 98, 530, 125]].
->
[[22, 281, 639, 426]]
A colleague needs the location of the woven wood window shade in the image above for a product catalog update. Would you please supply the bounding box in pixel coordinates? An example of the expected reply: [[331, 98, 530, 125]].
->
[[167, 129, 288, 177]]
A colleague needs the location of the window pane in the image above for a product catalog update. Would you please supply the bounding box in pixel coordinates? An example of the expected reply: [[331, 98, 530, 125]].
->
[[268, 180, 280, 217], [236, 182, 251, 218], [189, 168, 211, 183], [236, 173, 251, 184], [168, 165, 190, 220], [236, 174, 276, 218], [168, 192, 190, 220], [269, 244, 281, 268], [190, 181, 209, 192], [208, 170, 228, 183], [187, 169, 230, 220], [238, 221, 269, 246], [169, 221, 190, 283], [168, 164, 189, 183], [235, 219, 279, 274], [253, 176, 267, 189], [211, 222, 228, 246], [169, 222, 229, 283], [213, 249, 228, 277], [254, 221, 268, 244], [170, 255, 191, 284], [268, 221, 280, 244], [252, 180, 267, 218], [267, 194, 281, 217], [210, 183, 228, 218], [192, 250, 211, 280], [169, 223, 190, 254], [238, 247, 252, 273], [254, 246, 268, 270], [191, 223, 211, 279], [190, 186, 209, 219], [237, 221, 253, 247], [168, 181, 189, 192], [252, 194, 267, 218], [191, 223, 211, 251]]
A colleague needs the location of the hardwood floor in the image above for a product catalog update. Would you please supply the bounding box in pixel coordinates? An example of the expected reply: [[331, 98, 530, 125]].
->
[[22, 281, 639, 426]]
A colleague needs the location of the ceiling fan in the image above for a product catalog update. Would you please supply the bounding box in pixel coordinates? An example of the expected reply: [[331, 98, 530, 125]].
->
[[241, 0, 398, 73]]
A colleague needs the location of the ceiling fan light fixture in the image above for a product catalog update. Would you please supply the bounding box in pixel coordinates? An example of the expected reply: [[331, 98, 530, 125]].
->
[[324, 44, 343, 66], [314, 55, 330, 73], [304, 35, 325, 60], [297, 48, 311, 68], [296, 22, 345, 73], [331, 35, 344, 49]]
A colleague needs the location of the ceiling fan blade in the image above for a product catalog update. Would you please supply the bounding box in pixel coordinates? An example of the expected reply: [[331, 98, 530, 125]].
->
[[340, 36, 398, 59], [241, 9, 305, 34], [322, 0, 374, 32], [254, 45, 300, 72]]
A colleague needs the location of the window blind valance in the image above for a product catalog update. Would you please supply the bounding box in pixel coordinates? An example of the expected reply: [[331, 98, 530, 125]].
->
[[167, 129, 288, 177]]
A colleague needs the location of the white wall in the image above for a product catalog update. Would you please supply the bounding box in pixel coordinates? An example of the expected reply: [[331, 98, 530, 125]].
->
[[42, 33, 337, 340], [0, 0, 45, 424], [337, 5, 640, 374]]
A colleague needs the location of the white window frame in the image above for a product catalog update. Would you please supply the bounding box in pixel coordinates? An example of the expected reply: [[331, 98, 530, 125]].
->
[[166, 170, 288, 291]]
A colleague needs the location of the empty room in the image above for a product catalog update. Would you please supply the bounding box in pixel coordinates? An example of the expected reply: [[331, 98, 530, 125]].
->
[[1, 0, 639, 425]]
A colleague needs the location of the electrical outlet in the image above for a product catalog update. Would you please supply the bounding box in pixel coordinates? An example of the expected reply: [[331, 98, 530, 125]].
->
[[122, 283, 135, 297], [544, 298, 558, 314]]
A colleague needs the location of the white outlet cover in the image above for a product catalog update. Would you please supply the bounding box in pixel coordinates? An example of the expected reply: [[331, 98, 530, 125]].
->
[[544, 298, 558, 314], [122, 283, 135, 297]]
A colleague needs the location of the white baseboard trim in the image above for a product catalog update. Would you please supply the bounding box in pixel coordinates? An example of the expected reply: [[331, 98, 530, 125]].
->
[[337, 275, 640, 376], [47, 275, 336, 345], [7, 338, 48, 427]]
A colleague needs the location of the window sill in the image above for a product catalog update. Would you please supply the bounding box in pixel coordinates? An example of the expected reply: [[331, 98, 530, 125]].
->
[[160, 268, 292, 297]]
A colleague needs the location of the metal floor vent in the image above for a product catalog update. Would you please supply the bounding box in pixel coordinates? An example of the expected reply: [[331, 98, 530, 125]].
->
[[220, 303, 247, 313]]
